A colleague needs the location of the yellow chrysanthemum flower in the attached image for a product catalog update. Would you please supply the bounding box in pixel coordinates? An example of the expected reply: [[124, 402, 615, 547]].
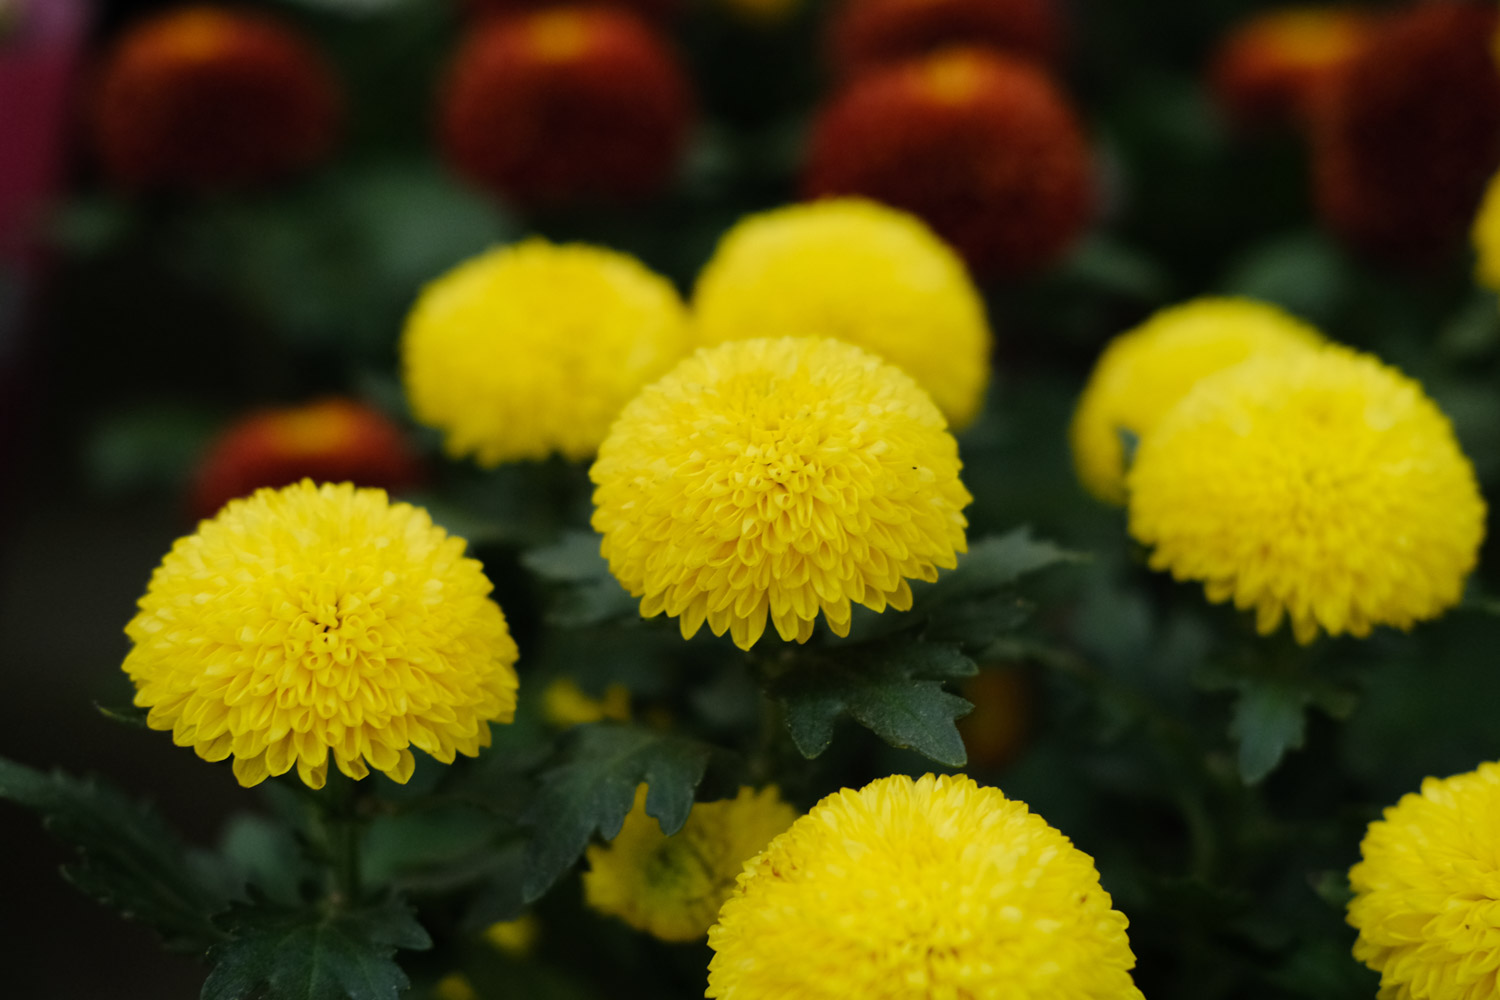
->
[[584, 785, 796, 942], [541, 677, 631, 727], [707, 773, 1143, 1000], [1473, 169, 1500, 292], [692, 199, 992, 428], [590, 336, 972, 650], [483, 914, 539, 956], [124, 480, 520, 789], [1070, 297, 1323, 504], [401, 239, 689, 467], [1349, 761, 1500, 1000], [1128, 346, 1485, 644]]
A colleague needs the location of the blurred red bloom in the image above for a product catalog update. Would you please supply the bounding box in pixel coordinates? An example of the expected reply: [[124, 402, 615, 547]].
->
[[1310, 1, 1500, 265], [191, 399, 424, 521], [827, 0, 1063, 81], [803, 48, 1093, 278], [91, 5, 340, 189], [460, 0, 679, 26], [439, 6, 694, 207], [1208, 6, 1372, 132]]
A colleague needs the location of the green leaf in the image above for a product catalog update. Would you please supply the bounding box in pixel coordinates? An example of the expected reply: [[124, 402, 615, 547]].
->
[[1229, 679, 1309, 784], [203, 896, 431, 1000], [95, 701, 151, 728], [522, 531, 639, 627], [0, 757, 229, 950], [520, 723, 712, 902], [770, 639, 976, 767], [901, 529, 1082, 650]]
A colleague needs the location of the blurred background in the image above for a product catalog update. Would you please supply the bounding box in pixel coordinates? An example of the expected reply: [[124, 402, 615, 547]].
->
[[5, 0, 1500, 995]]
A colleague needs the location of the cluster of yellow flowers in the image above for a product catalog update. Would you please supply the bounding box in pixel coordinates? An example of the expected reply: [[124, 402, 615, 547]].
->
[[1072, 297, 1485, 644]]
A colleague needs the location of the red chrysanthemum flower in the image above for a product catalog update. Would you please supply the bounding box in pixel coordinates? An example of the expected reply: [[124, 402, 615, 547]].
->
[[439, 6, 694, 206], [802, 47, 1094, 278], [1309, 1, 1500, 265], [191, 399, 424, 520], [91, 5, 341, 189], [1208, 6, 1372, 132], [459, 0, 679, 26], [827, 0, 1063, 81]]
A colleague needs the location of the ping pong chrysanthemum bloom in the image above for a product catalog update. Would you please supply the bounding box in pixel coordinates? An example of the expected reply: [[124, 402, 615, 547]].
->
[[706, 773, 1143, 1000], [584, 785, 796, 942], [1349, 761, 1500, 1000], [590, 337, 971, 650], [1127, 346, 1485, 644], [123, 480, 520, 789], [401, 239, 689, 467], [1070, 297, 1323, 505], [692, 198, 992, 428]]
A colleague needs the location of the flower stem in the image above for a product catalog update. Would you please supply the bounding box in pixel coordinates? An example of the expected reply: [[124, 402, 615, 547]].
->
[[320, 770, 363, 905]]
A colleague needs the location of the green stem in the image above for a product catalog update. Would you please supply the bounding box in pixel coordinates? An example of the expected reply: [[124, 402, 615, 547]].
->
[[320, 771, 363, 905]]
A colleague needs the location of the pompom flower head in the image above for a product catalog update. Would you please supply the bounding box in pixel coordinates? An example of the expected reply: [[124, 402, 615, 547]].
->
[[1128, 346, 1485, 644], [707, 773, 1143, 1000], [92, 5, 340, 189], [191, 398, 424, 520], [590, 337, 971, 650], [827, 0, 1064, 81], [584, 785, 796, 941], [1070, 297, 1323, 505], [401, 239, 689, 467], [124, 481, 520, 789], [803, 47, 1094, 278], [691, 198, 992, 428], [439, 6, 693, 206], [1310, 1, 1500, 264], [1208, 6, 1371, 131], [1348, 761, 1500, 1000]]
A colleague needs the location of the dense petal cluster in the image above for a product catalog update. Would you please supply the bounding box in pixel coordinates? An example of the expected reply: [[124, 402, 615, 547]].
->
[[1310, 2, 1500, 264], [191, 398, 424, 520], [401, 239, 689, 466], [439, 6, 693, 206], [1128, 346, 1485, 644], [1208, 6, 1370, 131], [1349, 761, 1500, 1000], [92, 5, 340, 189], [707, 773, 1143, 1000], [584, 785, 796, 941], [803, 48, 1093, 278], [692, 199, 992, 428], [1070, 297, 1323, 505], [590, 337, 971, 650], [123, 481, 520, 788], [1473, 170, 1500, 294], [827, 0, 1063, 80]]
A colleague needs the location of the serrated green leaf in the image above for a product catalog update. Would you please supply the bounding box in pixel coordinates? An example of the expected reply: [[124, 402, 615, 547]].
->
[[521, 723, 712, 902], [771, 639, 975, 767], [0, 756, 229, 950], [203, 896, 431, 1000], [522, 531, 640, 627], [1229, 680, 1309, 784], [902, 529, 1082, 650]]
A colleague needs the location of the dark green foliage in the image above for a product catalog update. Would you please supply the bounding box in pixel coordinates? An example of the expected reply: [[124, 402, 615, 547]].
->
[[522, 531, 640, 628], [520, 723, 714, 902], [202, 897, 430, 1000], [0, 757, 230, 951]]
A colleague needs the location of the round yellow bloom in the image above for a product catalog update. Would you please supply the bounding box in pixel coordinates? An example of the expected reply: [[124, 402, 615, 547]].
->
[[124, 480, 519, 789], [1473, 169, 1500, 292], [590, 336, 972, 650], [1128, 346, 1485, 644], [483, 914, 539, 956], [1349, 761, 1500, 1000], [707, 773, 1143, 1000], [584, 785, 796, 942], [692, 199, 992, 428], [401, 238, 689, 467], [1070, 297, 1323, 504]]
